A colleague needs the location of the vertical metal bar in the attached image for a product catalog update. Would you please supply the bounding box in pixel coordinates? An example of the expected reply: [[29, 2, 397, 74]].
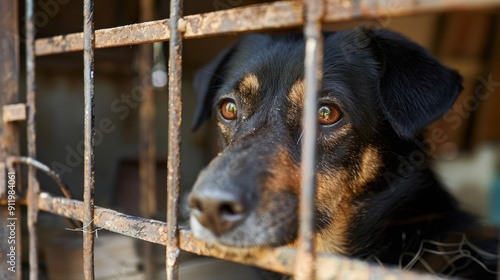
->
[[166, 0, 183, 279], [26, 0, 39, 279], [83, 0, 96, 279], [138, 0, 157, 279], [295, 0, 324, 279], [0, 1, 21, 278]]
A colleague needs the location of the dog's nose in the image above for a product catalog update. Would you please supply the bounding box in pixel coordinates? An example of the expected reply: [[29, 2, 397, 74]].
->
[[189, 190, 248, 236]]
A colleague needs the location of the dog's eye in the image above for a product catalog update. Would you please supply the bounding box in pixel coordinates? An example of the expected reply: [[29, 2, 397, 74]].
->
[[220, 100, 238, 121], [318, 105, 342, 125]]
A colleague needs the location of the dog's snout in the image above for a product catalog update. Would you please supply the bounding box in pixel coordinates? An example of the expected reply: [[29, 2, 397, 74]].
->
[[189, 189, 249, 236]]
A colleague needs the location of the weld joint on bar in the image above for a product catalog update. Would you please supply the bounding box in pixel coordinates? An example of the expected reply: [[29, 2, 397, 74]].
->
[[178, 18, 187, 33]]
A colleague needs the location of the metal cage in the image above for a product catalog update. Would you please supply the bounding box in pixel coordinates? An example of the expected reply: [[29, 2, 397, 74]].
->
[[1, 0, 500, 279]]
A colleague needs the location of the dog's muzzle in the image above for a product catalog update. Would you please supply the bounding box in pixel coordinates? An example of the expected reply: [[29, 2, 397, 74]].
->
[[188, 139, 267, 238], [189, 187, 250, 236]]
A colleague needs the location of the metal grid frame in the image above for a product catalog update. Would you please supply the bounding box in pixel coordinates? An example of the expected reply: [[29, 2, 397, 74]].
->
[[1, 0, 500, 279]]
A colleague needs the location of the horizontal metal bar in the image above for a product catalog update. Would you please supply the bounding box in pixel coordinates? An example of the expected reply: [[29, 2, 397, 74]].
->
[[34, 1, 301, 56], [0, 198, 26, 205], [2, 104, 26, 123], [36, 192, 439, 279], [34, 0, 500, 56], [35, 20, 170, 56], [322, 0, 500, 21]]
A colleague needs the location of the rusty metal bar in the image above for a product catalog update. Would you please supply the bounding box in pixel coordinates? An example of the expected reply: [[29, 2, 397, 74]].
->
[[83, 0, 96, 279], [34, 1, 302, 56], [6, 157, 75, 202], [35, 20, 170, 56], [295, 0, 324, 279], [34, 0, 500, 56], [0, 1, 21, 278], [25, 0, 39, 279], [138, 0, 157, 279], [36, 192, 440, 280], [6, 156, 80, 229], [166, 0, 183, 279]]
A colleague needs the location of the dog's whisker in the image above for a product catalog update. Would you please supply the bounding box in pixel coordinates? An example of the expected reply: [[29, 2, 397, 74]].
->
[[367, 254, 385, 267], [297, 130, 304, 144]]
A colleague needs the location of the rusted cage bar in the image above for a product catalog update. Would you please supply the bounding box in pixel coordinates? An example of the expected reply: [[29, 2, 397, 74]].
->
[[36, 192, 440, 280], [0, 0, 21, 279], [295, 0, 325, 279], [25, 0, 39, 279], [166, 0, 183, 279], [34, 0, 500, 57], [7, 157, 74, 202], [82, 0, 96, 279], [138, 0, 157, 278]]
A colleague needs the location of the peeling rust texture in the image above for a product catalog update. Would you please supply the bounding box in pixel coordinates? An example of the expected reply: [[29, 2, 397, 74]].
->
[[35, 20, 170, 56], [83, 0, 96, 279], [34, 0, 500, 56], [183, 1, 303, 38], [36, 192, 441, 280], [25, 0, 40, 278], [324, 0, 500, 22], [38, 193, 167, 244], [166, 0, 183, 279], [295, 0, 324, 279]]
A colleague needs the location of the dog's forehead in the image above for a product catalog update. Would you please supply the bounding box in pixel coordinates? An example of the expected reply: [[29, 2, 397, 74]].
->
[[227, 37, 305, 92], [221, 32, 377, 98]]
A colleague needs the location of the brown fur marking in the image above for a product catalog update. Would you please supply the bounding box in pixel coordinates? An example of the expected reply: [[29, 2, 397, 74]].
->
[[287, 79, 305, 106], [238, 141, 381, 255], [314, 146, 382, 254], [238, 74, 260, 94], [357, 147, 382, 190], [262, 146, 301, 195], [315, 171, 351, 254]]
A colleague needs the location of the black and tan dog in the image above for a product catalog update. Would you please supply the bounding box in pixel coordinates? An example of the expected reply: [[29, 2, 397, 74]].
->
[[188, 28, 498, 279]]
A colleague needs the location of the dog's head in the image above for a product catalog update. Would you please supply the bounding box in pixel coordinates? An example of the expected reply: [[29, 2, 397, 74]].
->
[[188, 28, 462, 253]]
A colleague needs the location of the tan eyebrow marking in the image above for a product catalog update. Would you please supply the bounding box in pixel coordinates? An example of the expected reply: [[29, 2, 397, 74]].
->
[[287, 79, 305, 106], [357, 147, 381, 188], [237, 74, 260, 94]]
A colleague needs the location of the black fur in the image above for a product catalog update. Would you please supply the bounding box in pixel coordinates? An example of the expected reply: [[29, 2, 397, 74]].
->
[[189, 28, 498, 279]]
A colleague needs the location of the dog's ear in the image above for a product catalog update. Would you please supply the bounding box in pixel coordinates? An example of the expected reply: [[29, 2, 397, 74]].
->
[[192, 47, 235, 130], [369, 28, 463, 138]]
